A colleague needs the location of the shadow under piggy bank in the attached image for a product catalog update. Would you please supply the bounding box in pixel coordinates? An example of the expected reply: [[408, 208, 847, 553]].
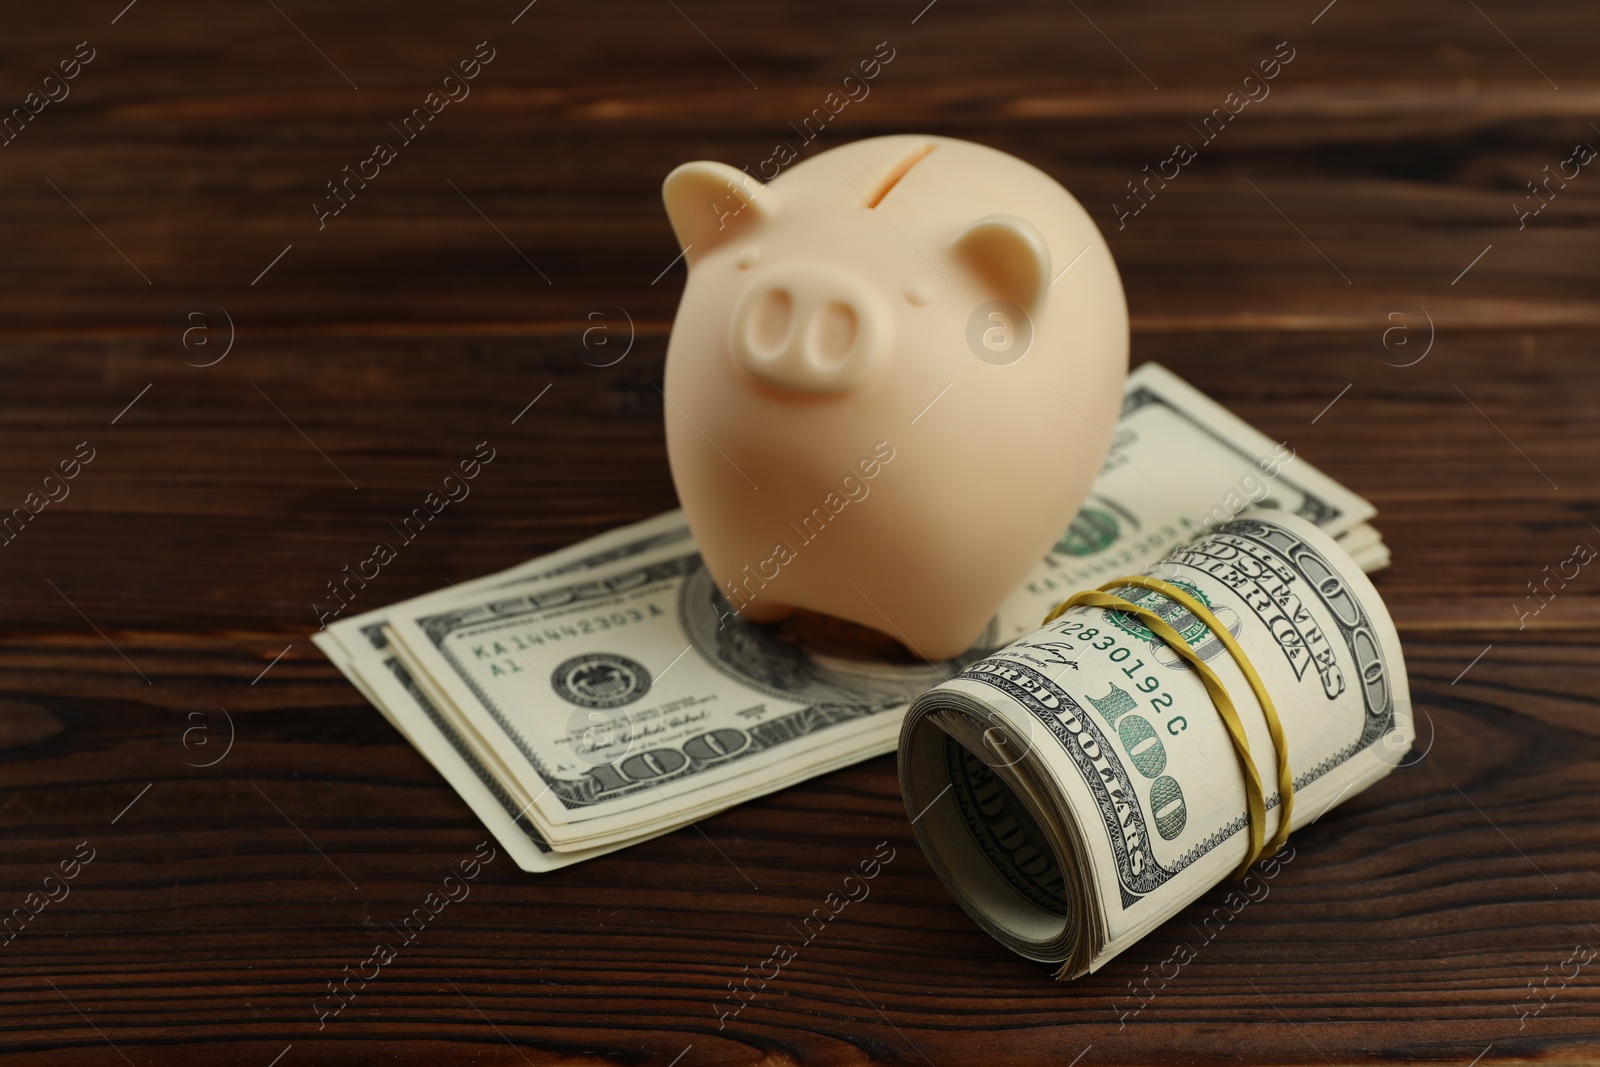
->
[[679, 558, 999, 721]]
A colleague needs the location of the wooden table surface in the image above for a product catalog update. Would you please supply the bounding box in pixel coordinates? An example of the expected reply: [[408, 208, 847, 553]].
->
[[3, 0, 1598, 1063]]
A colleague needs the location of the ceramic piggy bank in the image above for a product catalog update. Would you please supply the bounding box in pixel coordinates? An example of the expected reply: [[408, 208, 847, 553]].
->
[[661, 134, 1128, 661]]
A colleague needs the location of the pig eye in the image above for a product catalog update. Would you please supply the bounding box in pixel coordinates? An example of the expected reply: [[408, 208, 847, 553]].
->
[[736, 246, 761, 269]]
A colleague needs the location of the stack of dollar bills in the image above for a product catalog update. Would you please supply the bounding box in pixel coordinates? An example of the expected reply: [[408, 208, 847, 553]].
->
[[313, 363, 1390, 873]]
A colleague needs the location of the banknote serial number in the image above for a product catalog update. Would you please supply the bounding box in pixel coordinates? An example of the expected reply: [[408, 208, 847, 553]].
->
[[469, 603, 665, 658], [1049, 620, 1187, 736]]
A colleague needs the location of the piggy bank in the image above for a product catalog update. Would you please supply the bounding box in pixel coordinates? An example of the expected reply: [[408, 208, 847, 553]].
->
[[661, 134, 1128, 661]]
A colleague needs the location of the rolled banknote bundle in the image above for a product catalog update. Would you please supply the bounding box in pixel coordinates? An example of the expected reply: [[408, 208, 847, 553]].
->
[[897, 510, 1413, 978]]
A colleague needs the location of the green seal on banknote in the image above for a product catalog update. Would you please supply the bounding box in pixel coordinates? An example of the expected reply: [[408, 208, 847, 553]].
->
[[1053, 505, 1120, 557], [1102, 578, 1213, 646]]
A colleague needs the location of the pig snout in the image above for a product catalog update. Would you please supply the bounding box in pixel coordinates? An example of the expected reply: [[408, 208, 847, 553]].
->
[[729, 263, 890, 394]]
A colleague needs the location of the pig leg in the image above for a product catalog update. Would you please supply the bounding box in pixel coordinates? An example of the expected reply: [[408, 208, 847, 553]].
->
[[737, 600, 795, 624]]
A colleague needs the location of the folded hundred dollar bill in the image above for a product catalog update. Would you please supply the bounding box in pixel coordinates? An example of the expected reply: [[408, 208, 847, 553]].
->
[[312, 363, 1390, 870]]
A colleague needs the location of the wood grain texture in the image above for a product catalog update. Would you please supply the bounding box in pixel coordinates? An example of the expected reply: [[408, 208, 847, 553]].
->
[[2, 0, 1598, 1063]]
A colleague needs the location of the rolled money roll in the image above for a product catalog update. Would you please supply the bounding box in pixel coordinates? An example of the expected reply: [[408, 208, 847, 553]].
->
[[897, 510, 1413, 979]]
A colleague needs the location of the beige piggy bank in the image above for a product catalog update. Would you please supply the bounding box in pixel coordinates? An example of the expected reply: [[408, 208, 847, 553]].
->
[[661, 134, 1128, 661]]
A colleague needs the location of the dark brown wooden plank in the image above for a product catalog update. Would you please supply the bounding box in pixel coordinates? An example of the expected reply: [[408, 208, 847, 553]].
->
[[0, 329, 1592, 633], [0, 1, 1596, 330]]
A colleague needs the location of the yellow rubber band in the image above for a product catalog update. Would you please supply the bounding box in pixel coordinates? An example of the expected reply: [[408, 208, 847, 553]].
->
[[1043, 576, 1293, 876]]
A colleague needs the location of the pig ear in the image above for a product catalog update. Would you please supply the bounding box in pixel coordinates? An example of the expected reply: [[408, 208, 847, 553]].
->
[[662, 161, 769, 267], [951, 214, 1051, 309]]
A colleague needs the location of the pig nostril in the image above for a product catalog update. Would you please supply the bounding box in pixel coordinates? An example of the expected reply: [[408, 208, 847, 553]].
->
[[746, 287, 794, 360], [806, 301, 859, 370]]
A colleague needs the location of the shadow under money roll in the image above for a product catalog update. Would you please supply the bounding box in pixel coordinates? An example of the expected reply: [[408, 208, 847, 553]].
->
[[897, 509, 1414, 980]]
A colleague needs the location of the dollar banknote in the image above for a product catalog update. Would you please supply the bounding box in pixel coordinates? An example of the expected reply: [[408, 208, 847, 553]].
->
[[898, 510, 1412, 978], [314, 363, 1391, 868], [313, 510, 694, 871]]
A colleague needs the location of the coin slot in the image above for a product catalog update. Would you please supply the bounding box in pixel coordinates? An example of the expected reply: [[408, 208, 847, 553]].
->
[[863, 142, 937, 208]]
